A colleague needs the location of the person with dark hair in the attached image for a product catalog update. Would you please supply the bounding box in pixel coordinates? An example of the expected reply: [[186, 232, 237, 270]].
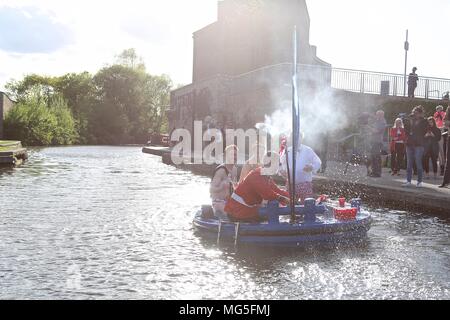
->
[[408, 67, 419, 98], [390, 118, 407, 176], [439, 109, 450, 188], [403, 106, 427, 187], [423, 117, 441, 180]]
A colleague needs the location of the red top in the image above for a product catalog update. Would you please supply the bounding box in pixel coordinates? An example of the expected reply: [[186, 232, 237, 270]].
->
[[434, 111, 446, 129], [390, 128, 407, 152], [225, 167, 290, 221]]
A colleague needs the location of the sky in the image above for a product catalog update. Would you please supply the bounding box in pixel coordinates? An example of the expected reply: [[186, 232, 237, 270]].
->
[[0, 0, 449, 91]]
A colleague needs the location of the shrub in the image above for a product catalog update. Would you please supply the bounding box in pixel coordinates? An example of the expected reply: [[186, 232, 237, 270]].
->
[[4, 91, 77, 146]]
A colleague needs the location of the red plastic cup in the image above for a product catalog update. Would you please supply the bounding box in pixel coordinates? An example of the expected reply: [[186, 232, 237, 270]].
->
[[339, 198, 346, 207]]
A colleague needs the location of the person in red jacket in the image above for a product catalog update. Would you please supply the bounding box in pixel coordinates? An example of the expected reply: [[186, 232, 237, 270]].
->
[[225, 152, 290, 222], [390, 118, 407, 176], [434, 105, 446, 175], [434, 105, 446, 129]]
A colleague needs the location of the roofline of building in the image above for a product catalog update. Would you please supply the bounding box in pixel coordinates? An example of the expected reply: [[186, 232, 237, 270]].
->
[[171, 62, 334, 94], [193, 21, 218, 37]]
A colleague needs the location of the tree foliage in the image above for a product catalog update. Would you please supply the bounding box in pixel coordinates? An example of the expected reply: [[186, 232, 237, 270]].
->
[[5, 74, 56, 102], [4, 90, 77, 146], [115, 48, 146, 71], [4, 48, 172, 145]]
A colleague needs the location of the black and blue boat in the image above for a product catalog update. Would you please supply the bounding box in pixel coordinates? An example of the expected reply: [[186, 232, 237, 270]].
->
[[194, 28, 372, 248], [194, 199, 372, 248]]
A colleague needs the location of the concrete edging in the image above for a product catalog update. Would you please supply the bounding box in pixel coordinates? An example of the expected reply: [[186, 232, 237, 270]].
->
[[142, 146, 449, 217]]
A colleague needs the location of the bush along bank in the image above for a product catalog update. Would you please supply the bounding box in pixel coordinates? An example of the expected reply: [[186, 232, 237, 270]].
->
[[3, 49, 172, 146], [4, 91, 77, 146]]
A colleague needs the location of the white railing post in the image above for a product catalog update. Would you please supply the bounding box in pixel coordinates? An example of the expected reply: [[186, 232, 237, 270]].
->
[[393, 76, 397, 96], [360, 73, 365, 94]]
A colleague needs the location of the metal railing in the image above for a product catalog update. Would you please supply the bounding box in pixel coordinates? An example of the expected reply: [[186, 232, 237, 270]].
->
[[333, 125, 411, 172], [231, 64, 450, 100], [332, 67, 450, 100], [333, 133, 368, 163], [230, 64, 450, 100], [172, 63, 450, 104]]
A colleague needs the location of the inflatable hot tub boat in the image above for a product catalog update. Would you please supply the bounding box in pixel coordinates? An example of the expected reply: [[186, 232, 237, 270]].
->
[[193, 198, 372, 248]]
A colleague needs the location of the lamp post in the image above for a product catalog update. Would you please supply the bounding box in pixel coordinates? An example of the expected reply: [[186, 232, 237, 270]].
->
[[403, 30, 409, 97]]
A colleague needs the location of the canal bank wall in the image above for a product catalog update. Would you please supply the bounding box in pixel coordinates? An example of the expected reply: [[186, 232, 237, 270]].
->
[[143, 146, 450, 217], [0, 141, 28, 167]]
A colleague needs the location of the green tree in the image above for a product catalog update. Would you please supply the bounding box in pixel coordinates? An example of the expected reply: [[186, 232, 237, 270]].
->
[[55, 72, 95, 117], [54, 72, 96, 143], [4, 90, 77, 146], [5, 74, 57, 102], [115, 48, 146, 71], [92, 60, 172, 144], [144, 74, 172, 135], [92, 65, 143, 144], [49, 95, 78, 145], [4, 48, 173, 145]]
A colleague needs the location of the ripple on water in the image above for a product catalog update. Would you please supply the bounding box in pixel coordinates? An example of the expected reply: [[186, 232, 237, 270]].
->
[[0, 146, 449, 300]]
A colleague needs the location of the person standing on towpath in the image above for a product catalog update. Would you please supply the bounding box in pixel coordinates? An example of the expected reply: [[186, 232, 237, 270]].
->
[[408, 67, 419, 98], [403, 106, 427, 188]]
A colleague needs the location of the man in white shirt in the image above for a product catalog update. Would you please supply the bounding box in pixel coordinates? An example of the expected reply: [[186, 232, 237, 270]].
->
[[279, 134, 322, 204]]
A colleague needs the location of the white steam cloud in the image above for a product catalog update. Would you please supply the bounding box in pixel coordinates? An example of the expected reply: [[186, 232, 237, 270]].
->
[[257, 68, 350, 149]]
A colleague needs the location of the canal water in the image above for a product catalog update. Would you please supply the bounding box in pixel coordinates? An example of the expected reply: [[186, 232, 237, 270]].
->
[[0, 146, 448, 300]]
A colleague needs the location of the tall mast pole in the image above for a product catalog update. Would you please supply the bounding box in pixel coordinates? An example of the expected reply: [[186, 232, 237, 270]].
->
[[403, 30, 409, 97], [290, 26, 300, 223]]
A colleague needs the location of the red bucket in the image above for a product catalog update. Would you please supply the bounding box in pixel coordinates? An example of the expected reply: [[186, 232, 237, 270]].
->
[[333, 207, 358, 220]]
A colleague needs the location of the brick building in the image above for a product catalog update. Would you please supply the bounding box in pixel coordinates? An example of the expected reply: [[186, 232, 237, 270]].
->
[[169, 0, 331, 134], [0, 91, 15, 139]]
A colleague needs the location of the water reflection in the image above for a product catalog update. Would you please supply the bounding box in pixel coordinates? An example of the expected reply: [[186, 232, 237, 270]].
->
[[0, 146, 449, 300]]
